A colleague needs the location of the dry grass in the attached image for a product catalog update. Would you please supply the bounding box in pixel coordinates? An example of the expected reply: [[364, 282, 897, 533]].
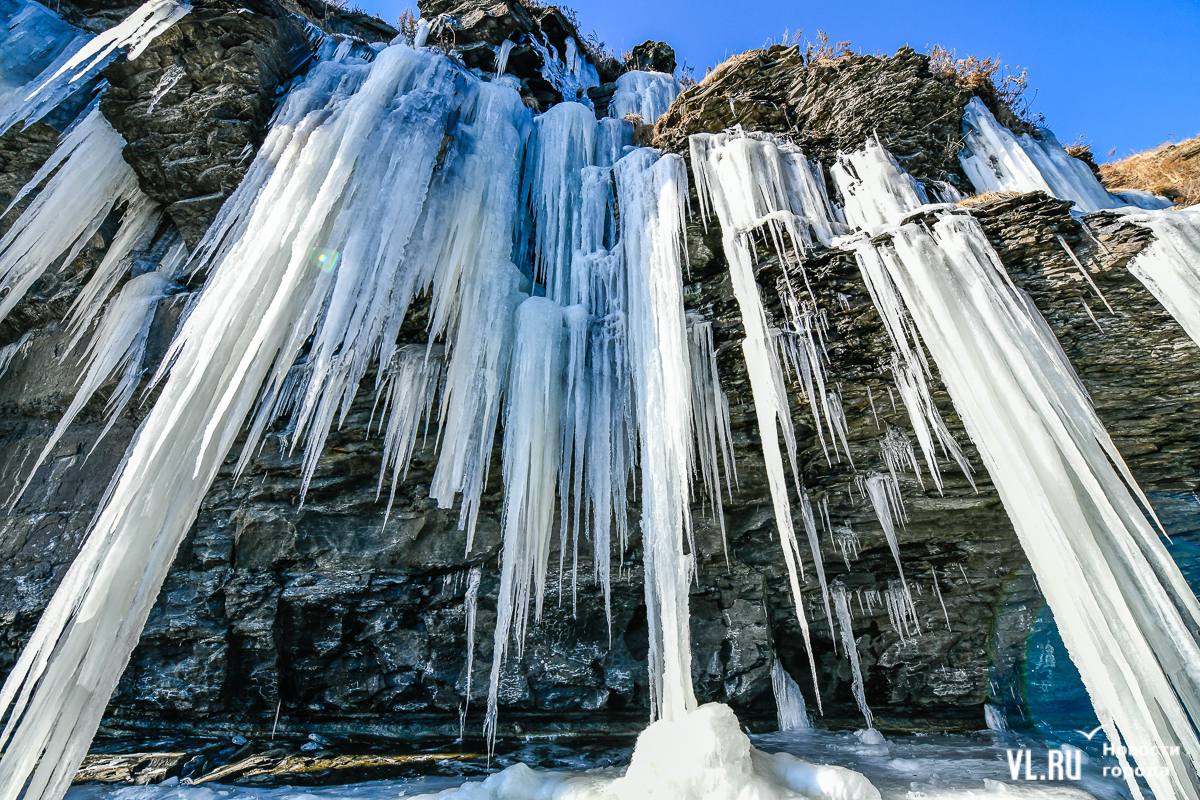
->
[[956, 191, 1022, 208], [928, 45, 1039, 128], [1100, 136, 1200, 207]]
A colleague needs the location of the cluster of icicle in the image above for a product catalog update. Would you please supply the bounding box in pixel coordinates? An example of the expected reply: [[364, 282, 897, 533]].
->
[[0, 0, 190, 135], [686, 112, 1200, 799], [4, 1, 1200, 797], [0, 17, 732, 795]]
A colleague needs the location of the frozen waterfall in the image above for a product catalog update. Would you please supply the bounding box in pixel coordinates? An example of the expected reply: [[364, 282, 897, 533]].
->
[[857, 211, 1200, 800]]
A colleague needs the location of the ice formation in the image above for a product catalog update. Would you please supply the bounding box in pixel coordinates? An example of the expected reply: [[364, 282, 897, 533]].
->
[[689, 129, 849, 707], [613, 146, 696, 721], [959, 97, 1159, 214], [609, 69, 682, 124], [0, 107, 146, 327], [833, 586, 874, 731], [771, 658, 812, 731], [1126, 206, 1200, 349], [13, 246, 179, 504], [485, 297, 565, 743], [857, 211, 1200, 800], [0, 43, 535, 799], [5, 1, 1200, 797], [830, 138, 927, 234], [0, 0, 87, 129], [0, 0, 190, 134]]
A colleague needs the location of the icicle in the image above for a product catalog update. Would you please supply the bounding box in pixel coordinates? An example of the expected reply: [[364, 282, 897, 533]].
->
[[494, 39, 515, 77], [1055, 233, 1114, 313], [609, 70, 682, 124], [930, 566, 951, 632], [521, 102, 599, 304], [798, 491, 835, 644], [850, 239, 973, 491], [0, 106, 144, 327], [459, 566, 481, 739], [861, 210, 1200, 800], [834, 524, 860, 569], [689, 129, 843, 711], [879, 426, 923, 491], [832, 586, 874, 731], [1126, 206, 1200, 350], [376, 344, 443, 525], [830, 138, 928, 234], [0, 45, 519, 800], [62, 196, 163, 344], [958, 97, 1153, 213], [0, 331, 31, 379], [883, 581, 920, 645], [0, 0, 191, 135], [558, 304, 590, 609], [860, 472, 919, 628], [528, 35, 598, 107], [0, 0, 87, 128], [429, 261, 527, 548], [13, 259, 176, 503], [614, 146, 698, 723], [686, 314, 737, 560], [770, 658, 811, 731], [484, 297, 565, 745]]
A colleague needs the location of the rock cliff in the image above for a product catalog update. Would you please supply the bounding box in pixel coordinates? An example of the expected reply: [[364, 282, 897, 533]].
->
[[0, 0, 1196, 785]]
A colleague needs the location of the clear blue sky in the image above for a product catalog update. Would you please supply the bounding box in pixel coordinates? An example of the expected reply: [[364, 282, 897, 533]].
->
[[363, 0, 1200, 161]]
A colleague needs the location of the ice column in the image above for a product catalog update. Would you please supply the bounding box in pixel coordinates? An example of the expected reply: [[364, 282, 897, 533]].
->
[[615, 146, 698, 721], [770, 658, 811, 731]]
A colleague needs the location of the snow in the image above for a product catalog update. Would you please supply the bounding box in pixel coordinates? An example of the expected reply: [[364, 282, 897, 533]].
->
[[609, 70, 682, 124]]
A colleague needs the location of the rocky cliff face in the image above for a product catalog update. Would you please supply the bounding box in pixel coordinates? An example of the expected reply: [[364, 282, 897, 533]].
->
[[1, 0, 1196, 780]]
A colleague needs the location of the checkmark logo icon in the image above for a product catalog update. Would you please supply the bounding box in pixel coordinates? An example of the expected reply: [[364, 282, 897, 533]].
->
[[1075, 724, 1105, 742]]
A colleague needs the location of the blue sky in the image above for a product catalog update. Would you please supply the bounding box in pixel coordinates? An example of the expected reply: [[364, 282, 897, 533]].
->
[[363, 0, 1200, 161]]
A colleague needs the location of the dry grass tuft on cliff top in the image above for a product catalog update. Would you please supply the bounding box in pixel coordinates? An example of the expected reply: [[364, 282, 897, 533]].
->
[[1100, 136, 1200, 207]]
